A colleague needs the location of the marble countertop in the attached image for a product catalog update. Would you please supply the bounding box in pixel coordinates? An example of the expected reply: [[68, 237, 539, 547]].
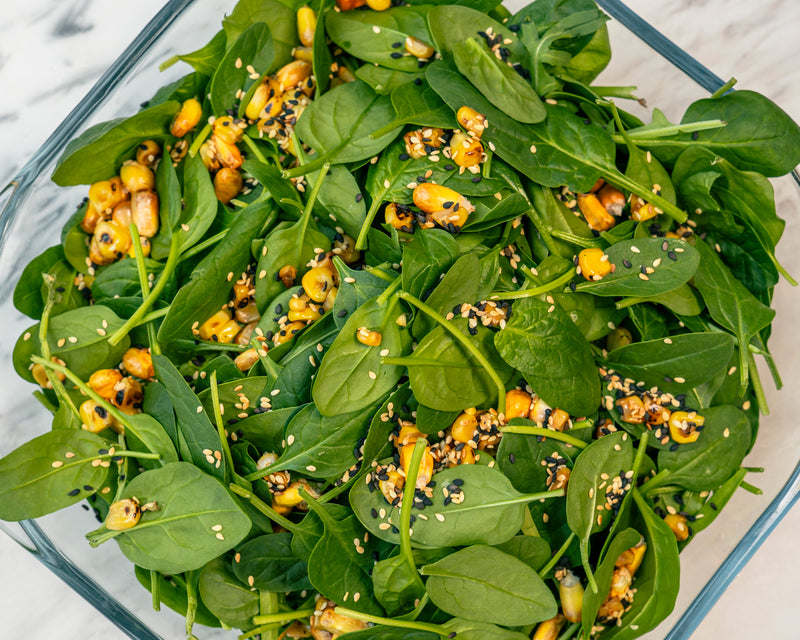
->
[[1, 1, 799, 638]]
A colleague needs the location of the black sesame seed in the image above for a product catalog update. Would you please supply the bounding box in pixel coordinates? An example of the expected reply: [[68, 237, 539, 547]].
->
[[355, 193, 363, 202], [392, 41, 402, 48], [622, 259, 632, 268], [68, 489, 80, 496], [84, 485, 94, 492], [390, 52, 403, 59], [509, 453, 516, 464]]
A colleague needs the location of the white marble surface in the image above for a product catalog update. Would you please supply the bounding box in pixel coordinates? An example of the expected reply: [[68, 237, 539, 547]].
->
[[1, 0, 799, 638]]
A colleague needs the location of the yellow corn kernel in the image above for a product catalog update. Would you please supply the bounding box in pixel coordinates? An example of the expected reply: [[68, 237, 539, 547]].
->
[[122, 347, 154, 379], [245, 78, 281, 120], [644, 396, 670, 426], [273, 321, 305, 345], [199, 309, 232, 340], [126, 236, 151, 259], [404, 127, 445, 159], [448, 131, 483, 168], [88, 176, 126, 214], [356, 327, 382, 347], [384, 202, 415, 231], [279, 264, 297, 288], [312, 598, 371, 635], [212, 135, 244, 170], [459, 444, 476, 465], [130, 189, 160, 238], [105, 498, 141, 530], [213, 115, 244, 145], [577, 193, 616, 231], [273, 479, 319, 508], [617, 539, 646, 576], [335, 0, 366, 10], [597, 596, 625, 623], [235, 321, 258, 346], [217, 319, 242, 343], [111, 200, 132, 229], [89, 369, 123, 400], [605, 326, 633, 351], [334, 233, 360, 264], [120, 161, 155, 193], [616, 395, 646, 424], [548, 467, 570, 491], [598, 184, 626, 216], [412, 183, 474, 229], [93, 220, 132, 262], [199, 140, 221, 171], [664, 513, 690, 541], [296, 6, 316, 47], [31, 357, 66, 389], [665, 231, 681, 239], [530, 397, 551, 425], [630, 195, 658, 222], [79, 399, 116, 434], [405, 36, 434, 59], [456, 106, 487, 138], [322, 286, 338, 313], [302, 266, 336, 303], [578, 247, 612, 281], [213, 167, 243, 205], [556, 568, 583, 623], [379, 469, 405, 504], [135, 140, 161, 167], [234, 348, 260, 372], [450, 412, 478, 443], [293, 46, 313, 62], [288, 300, 322, 323], [80, 202, 105, 234], [111, 376, 143, 415], [170, 98, 203, 137], [504, 389, 532, 420], [609, 565, 632, 599], [276, 60, 312, 92], [533, 614, 566, 640], [366, 0, 391, 9], [668, 410, 703, 444], [549, 408, 570, 432], [399, 443, 434, 489], [232, 282, 250, 305], [395, 421, 425, 447], [236, 300, 261, 324], [256, 452, 279, 470]]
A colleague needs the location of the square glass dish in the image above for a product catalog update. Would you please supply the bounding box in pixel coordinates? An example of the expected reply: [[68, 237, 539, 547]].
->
[[0, 0, 798, 638]]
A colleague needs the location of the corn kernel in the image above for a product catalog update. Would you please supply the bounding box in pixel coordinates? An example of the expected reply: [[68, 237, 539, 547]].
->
[[273, 321, 305, 345], [356, 327, 382, 347], [450, 412, 478, 443], [384, 202, 415, 231], [412, 183, 474, 229], [106, 499, 141, 530], [664, 513, 690, 541], [504, 389, 532, 420], [135, 140, 161, 167], [214, 167, 243, 204], [79, 399, 116, 434], [170, 98, 203, 137], [577, 193, 615, 231], [89, 369, 123, 399], [533, 614, 566, 640], [279, 264, 297, 288], [448, 131, 483, 168], [120, 161, 155, 193], [130, 190, 160, 238], [578, 247, 612, 281], [399, 443, 434, 489], [556, 568, 583, 623], [93, 220, 132, 262], [456, 106, 487, 138], [275, 60, 312, 92], [598, 184, 626, 216], [379, 469, 405, 504], [668, 410, 703, 444], [88, 177, 126, 214], [405, 36, 434, 59], [213, 115, 244, 145], [212, 135, 244, 170], [616, 395, 646, 424], [296, 6, 316, 47], [302, 266, 336, 303], [122, 347, 154, 379], [605, 326, 632, 351], [111, 376, 143, 415]]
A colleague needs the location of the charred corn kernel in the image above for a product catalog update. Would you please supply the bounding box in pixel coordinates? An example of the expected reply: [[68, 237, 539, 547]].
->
[[609, 565, 632, 599], [130, 189, 160, 237], [288, 300, 322, 323], [384, 202, 415, 231], [459, 445, 476, 465], [356, 327, 382, 347], [595, 417, 616, 438], [549, 408, 570, 431], [122, 347, 154, 379], [111, 376, 143, 415], [93, 220, 132, 262], [88, 176, 126, 214], [367, 0, 391, 10], [578, 247, 612, 281], [274, 479, 319, 508], [335, 0, 366, 10], [336, 65, 355, 84], [395, 421, 425, 446], [120, 161, 155, 193], [617, 539, 646, 575], [644, 396, 670, 426], [334, 233, 360, 264], [313, 598, 371, 635], [89, 369, 123, 399], [590, 178, 605, 193], [605, 326, 633, 351], [111, 200, 132, 229], [597, 596, 625, 622], [302, 266, 336, 303], [322, 286, 338, 313], [549, 467, 571, 491], [293, 45, 313, 62], [379, 469, 405, 504], [199, 140, 221, 171], [405, 35, 434, 58], [235, 300, 261, 324], [404, 127, 445, 159], [256, 452, 279, 470], [80, 202, 105, 234], [533, 614, 567, 640], [170, 98, 203, 137], [296, 6, 316, 47], [530, 397, 551, 425], [31, 357, 66, 389], [665, 231, 681, 239], [577, 193, 616, 231], [213, 167, 243, 204], [505, 389, 532, 420], [668, 410, 703, 444], [450, 412, 478, 443], [199, 309, 232, 340], [598, 184, 626, 216], [664, 513, 690, 541], [400, 443, 434, 489], [288, 294, 311, 312], [616, 395, 646, 424], [448, 131, 483, 168], [79, 399, 116, 434], [413, 183, 474, 228], [232, 282, 250, 306], [556, 568, 584, 623], [213, 115, 244, 145], [631, 196, 658, 222], [279, 265, 297, 288], [235, 321, 258, 346], [456, 106, 487, 138], [106, 499, 141, 530], [404, 131, 428, 160], [273, 321, 305, 345], [217, 319, 242, 343], [126, 235, 151, 259], [212, 135, 244, 170], [276, 60, 312, 91], [234, 348, 260, 372], [135, 140, 161, 167]]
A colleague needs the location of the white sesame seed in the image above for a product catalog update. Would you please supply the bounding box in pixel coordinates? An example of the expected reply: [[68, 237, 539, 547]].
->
[[368, 371, 377, 380], [212, 524, 223, 532], [287, 435, 295, 446], [306, 465, 317, 472], [196, 406, 203, 413], [630, 246, 641, 254], [664, 338, 673, 344], [435, 513, 445, 522], [51, 461, 64, 468], [723, 428, 730, 438], [674, 377, 686, 384]]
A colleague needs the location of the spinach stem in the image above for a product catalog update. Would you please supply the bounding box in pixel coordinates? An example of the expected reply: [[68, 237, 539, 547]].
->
[[611, 119, 727, 141], [108, 231, 181, 346], [523, 207, 561, 257], [739, 480, 764, 495], [185, 570, 199, 640], [381, 356, 471, 368], [355, 197, 383, 251], [297, 162, 330, 268], [258, 591, 280, 640], [368, 119, 404, 140], [550, 229, 604, 248], [282, 145, 345, 179], [399, 438, 428, 592], [397, 291, 507, 416], [239, 622, 283, 640], [556, 622, 581, 640], [150, 569, 161, 612], [607, 169, 687, 222], [241, 134, 268, 164], [592, 85, 641, 100], [499, 425, 588, 449], [482, 148, 493, 177], [187, 123, 211, 158], [210, 371, 250, 489], [137, 307, 170, 326], [641, 468, 671, 493], [774, 260, 798, 286], [376, 275, 403, 306], [747, 350, 769, 416], [362, 264, 396, 282], [332, 607, 450, 637], [250, 609, 315, 626], [227, 483, 304, 535], [178, 229, 228, 263], [489, 267, 576, 301], [130, 223, 160, 355], [710, 77, 737, 98], [539, 532, 576, 578], [447, 488, 564, 514]]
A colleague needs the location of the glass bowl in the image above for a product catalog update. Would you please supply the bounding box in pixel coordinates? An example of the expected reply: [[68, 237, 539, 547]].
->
[[1, 1, 798, 638]]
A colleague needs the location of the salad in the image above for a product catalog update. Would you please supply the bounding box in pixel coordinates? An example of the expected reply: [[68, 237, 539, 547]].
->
[[1, 0, 799, 639]]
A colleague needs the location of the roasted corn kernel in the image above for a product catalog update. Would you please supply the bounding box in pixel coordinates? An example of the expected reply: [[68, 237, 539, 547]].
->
[[608, 565, 633, 599], [88, 368, 123, 399], [395, 421, 425, 447], [88, 176, 126, 214], [276, 60, 312, 92], [412, 183, 474, 229], [532, 614, 566, 640], [273, 321, 305, 345], [214, 167, 243, 204], [199, 140, 221, 171], [120, 161, 155, 193], [335, 0, 366, 10], [598, 184, 626, 216], [597, 596, 625, 623], [448, 131, 483, 168], [234, 348, 260, 372], [105, 498, 141, 530], [334, 233, 360, 264], [273, 479, 319, 509], [549, 467, 571, 491], [556, 568, 584, 623], [126, 235, 151, 259], [644, 396, 670, 426], [80, 202, 105, 234], [399, 443, 434, 489], [668, 410, 703, 444], [122, 347, 154, 379], [288, 294, 323, 323], [213, 115, 244, 145], [630, 195, 658, 222], [356, 327, 382, 347], [92, 220, 132, 263], [311, 597, 371, 635], [170, 98, 203, 137], [302, 266, 336, 303], [664, 513, 690, 541], [212, 135, 244, 170], [403, 127, 445, 159], [199, 309, 232, 341], [405, 35, 434, 59], [450, 411, 478, 443], [379, 469, 405, 504], [549, 408, 570, 432], [577, 193, 616, 231], [111, 376, 143, 415], [135, 140, 161, 167], [296, 6, 316, 47], [79, 399, 116, 434], [456, 106, 487, 138], [617, 539, 646, 575], [279, 264, 297, 288], [31, 357, 66, 389], [384, 202, 415, 232], [578, 247, 612, 281], [322, 286, 338, 313], [111, 200, 133, 229], [235, 300, 261, 324], [605, 326, 633, 351], [130, 189, 160, 238], [616, 395, 646, 424], [504, 389, 532, 420]]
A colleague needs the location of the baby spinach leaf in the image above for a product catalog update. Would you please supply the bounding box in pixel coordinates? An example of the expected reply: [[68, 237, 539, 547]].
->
[[162, 29, 227, 76], [136, 566, 222, 628], [575, 238, 700, 298], [495, 297, 599, 416], [401, 229, 460, 299], [124, 413, 179, 469], [333, 259, 391, 329], [197, 556, 259, 630], [0, 430, 112, 520], [420, 545, 557, 626], [656, 405, 751, 492], [428, 5, 525, 62], [312, 0, 334, 95], [310, 164, 367, 239], [496, 429, 574, 494], [454, 38, 545, 124], [493, 535, 551, 572], [356, 65, 425, 95], [231, 407, 296, 456], [372, 554, 426, 616], [91, 258, 176, 304], [14, 245, 81, 320], [232, 533, 312, 592], [243, 158, 303, 218], [385, 80, 458, 132], [111, 462, 251, 574], [440, 619, 530, 640], [681, 468, 746, 540], [626, 303, 668, 342], [198, 376, 271, 421], [604, 332, 735, 394], [222, 0, 297, 69], [625, 143, 676, 205]]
